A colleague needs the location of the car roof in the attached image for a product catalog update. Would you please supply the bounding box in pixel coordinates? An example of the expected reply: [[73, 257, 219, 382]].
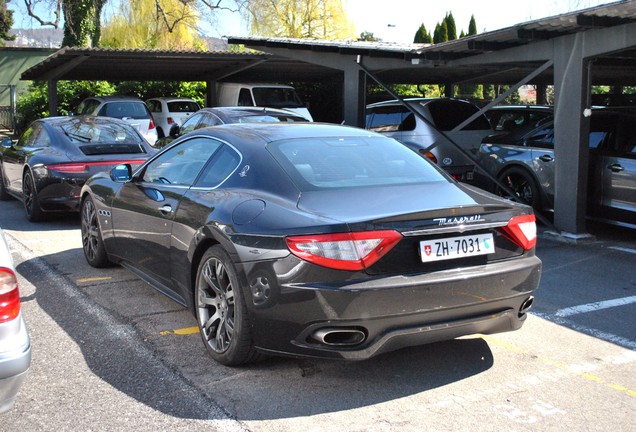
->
[[199, 106, 302, 116], [84, 96, 145, 103], [190, 122, 379, 146], [487, 105, 553, 111], [367, 97, 477, 109], [147, 97, 197, 102], [38, 115, 136, 127]]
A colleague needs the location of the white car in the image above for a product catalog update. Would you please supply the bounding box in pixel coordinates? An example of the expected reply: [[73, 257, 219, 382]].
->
[[76, 96, 159, 146], [146, 97, 201, 139], [0, 228, 31, 413]]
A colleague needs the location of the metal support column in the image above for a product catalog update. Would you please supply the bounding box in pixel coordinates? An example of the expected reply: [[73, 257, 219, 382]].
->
[[342, 61, 366, 126], [552, 33, 591, 236], [47, 80, 59, 117]]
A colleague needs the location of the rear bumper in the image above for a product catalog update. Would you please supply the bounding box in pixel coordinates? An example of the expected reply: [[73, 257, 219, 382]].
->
[[244, 254, 542, 360], [0, 314, 31, 413]]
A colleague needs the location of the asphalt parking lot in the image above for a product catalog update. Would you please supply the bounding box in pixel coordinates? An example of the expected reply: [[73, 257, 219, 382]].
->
[[1, 199, 635, 431]]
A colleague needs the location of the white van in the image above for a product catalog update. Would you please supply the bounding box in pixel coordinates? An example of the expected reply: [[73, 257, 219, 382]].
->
[[217, 83, 313, 121]]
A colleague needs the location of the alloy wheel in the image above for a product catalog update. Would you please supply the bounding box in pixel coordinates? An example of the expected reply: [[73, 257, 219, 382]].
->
[[197, 257, 235, 353]]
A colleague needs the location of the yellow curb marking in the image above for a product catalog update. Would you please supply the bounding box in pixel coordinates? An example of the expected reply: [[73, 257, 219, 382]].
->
[[76, 277, 113, 283], [482, 335, 636, 398], [160, 326, 199, 336]]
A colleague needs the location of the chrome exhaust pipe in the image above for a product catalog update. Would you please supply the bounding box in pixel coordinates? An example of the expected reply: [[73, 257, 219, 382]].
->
[[312, 328, 366, 346], [519, 296, 534, 316]]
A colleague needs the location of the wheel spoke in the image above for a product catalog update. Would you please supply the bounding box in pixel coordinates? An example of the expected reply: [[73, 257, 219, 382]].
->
[[197, 254, 239, 354]]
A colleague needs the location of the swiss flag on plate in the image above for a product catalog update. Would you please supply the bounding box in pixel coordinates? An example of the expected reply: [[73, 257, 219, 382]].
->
[[424, 245, 432, 256]]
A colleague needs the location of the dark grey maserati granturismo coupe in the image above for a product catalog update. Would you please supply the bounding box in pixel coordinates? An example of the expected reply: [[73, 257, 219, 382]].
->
[[80, 122, 541, 365]]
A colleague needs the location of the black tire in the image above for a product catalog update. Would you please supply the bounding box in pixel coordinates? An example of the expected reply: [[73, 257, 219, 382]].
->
[[81, 196, 112, 268], [23, 170, 45, 222], [0, 165, 11, 201], [195, 245, 261, 366], [156, 127, 165, 139], [497, 167, 541, 209]]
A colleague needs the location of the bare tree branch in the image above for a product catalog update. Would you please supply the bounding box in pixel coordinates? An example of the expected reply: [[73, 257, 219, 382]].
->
[[23, 0, 61, 28]]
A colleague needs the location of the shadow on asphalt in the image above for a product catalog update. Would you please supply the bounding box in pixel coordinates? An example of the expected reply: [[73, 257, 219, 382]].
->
[[17, 244, 496, 420]]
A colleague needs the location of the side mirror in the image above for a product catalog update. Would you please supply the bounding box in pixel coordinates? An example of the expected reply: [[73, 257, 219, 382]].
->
[[111, 164, 132, 182], [1, 137, 13, 148], [168, 124, 180, 137]]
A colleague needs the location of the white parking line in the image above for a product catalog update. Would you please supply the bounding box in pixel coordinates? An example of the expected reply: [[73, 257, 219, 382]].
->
[[555, 296, 636, 317], [608, 246, 636, 255]]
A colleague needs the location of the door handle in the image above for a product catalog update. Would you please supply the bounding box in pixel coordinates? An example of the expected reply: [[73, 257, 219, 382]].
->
[[609, 163, 624, 173], [158, 204, 173, 214], [539, 155, 554, 162]]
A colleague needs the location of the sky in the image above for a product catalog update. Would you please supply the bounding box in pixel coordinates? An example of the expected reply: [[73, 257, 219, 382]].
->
[[10, 0, 619, 45]]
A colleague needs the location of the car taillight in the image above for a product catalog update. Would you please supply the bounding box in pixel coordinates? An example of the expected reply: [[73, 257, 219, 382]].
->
[[419, 149, 438, 164], [0, 267, 20, 323], [500, 214, 537, 250], [149, 116, 156, 130], [167, 117, 174, 125], [46, 160, 146, 173], [286, 230, 403, 271]]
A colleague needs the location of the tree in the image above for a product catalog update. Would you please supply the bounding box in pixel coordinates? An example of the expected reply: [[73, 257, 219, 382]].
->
[[100, 0, 203, 49], [444, 12, 456, 40], [358, 31, 380, 42], [1, 0, 16, 44], [433, 21, 447, 44], [62, 0, 106, 47], [413, 23, 432, 44], [242, 0, 355, 39], [468, 14, 477, 36]]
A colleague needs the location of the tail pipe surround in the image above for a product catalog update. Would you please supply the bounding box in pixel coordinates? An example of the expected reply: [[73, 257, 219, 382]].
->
[[312, 327, 367, 346], [519, 296, 535, 317]]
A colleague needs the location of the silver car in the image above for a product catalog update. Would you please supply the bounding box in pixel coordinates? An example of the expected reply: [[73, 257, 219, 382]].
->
[[476, 110, 636, 227], [0, 228, 31, 413], [365, 98, 493, 182]]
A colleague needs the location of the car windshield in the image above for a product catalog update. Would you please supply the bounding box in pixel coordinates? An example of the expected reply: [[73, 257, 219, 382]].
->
[[252, 88, 304, 108], [267, 135, 446, 190], [58, 119, 147, 154]]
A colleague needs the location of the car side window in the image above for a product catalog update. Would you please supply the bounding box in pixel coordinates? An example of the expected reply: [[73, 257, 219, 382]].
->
[[18, 124, 49, 148], [196, 145, 241, 188], [238, 89, 254, 106], [197, 113, 223, 128], [526, 126, 554, 149], [146, 100, 159, 113], [142, 137, 222, 186], [77, 99, 99, 115], [179, 113, 203, 135]]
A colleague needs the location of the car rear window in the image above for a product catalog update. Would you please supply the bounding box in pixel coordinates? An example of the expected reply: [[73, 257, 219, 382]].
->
[[267, 135, 446, 191], [99, 102, 150, 119], [366, 106, 415, 132], [167, 101, 200, 112], [58, 119, 147, 155]]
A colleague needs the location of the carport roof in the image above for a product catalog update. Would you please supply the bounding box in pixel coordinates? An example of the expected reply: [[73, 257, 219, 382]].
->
[[20, 48, 342, 82], [19, 1, 636, 86], [228, 1, 636, 85]]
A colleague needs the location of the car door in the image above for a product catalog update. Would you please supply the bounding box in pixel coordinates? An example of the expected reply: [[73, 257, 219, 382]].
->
[[110, 136, 223, 295], [593, 115, 636, 224], [526, 124, 556, 203]]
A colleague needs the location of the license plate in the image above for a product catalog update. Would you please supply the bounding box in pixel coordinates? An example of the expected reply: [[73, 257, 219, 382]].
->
[[420, 233, 494, 262]]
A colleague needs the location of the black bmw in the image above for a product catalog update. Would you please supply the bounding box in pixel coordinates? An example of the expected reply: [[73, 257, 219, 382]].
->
[[80, 123, 541, 365]]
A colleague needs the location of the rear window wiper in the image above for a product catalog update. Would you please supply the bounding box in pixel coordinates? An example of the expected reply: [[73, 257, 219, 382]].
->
[[62, 129, 92, 142]]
